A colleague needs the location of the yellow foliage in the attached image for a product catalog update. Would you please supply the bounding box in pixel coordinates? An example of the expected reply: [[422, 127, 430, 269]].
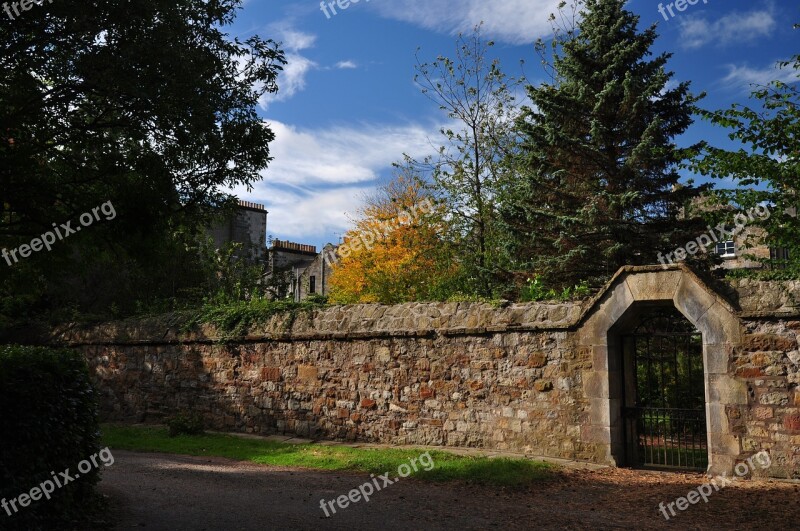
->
[[328, 175, 453, 303]]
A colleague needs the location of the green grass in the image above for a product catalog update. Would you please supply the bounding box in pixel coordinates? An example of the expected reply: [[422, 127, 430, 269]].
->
[[101, 424, 552, 487]]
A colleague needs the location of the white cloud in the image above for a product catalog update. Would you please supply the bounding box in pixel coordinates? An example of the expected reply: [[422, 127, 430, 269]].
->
[[260, 25, 318, 109], [231, 119, 444, 241], [335, 60, 358, 69], [238, 182, 371, 242], [721, 62, 799, 90], [371, 0, 565, 44], [678, 8, 775, 49], [279, 28, 316, 51], [260, 120, 441, 186]]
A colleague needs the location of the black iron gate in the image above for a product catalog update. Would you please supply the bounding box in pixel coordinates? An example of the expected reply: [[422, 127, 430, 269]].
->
[[621, 307, 708, 471]]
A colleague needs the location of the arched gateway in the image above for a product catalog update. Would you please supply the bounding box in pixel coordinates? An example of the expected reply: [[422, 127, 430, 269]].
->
[[578, 265, 744, 476]]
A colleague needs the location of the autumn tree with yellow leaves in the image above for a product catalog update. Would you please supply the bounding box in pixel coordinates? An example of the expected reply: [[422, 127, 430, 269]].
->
[[328, 173, 457, 304]]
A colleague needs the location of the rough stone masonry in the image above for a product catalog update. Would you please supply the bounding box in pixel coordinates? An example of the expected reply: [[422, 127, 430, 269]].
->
[[54, 266, 800, 478]]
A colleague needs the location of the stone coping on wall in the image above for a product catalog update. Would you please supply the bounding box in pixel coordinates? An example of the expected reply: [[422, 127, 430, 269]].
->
[[728, 277, 800, 318], [52, 300, 586, 346], [49, 264, 800, 347]]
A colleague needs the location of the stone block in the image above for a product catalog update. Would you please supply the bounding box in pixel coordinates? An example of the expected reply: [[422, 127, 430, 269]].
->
[[625, 271, 681, 301], [708, 374, 748, 405], [694, 302, 742, 345], [588, 398, 612, 427], [591, 345, 618, 372], [580, 424, 610, 444], [296, 365, 317, 383], [743, 334, 797, 352], [708, 453, 735, 477], [707, 403, 729, 434], [735, 367, 764, 378], [704, 343, 732, 375], [579, 281, 634, 346], [753, 407, 774, 420], [751, 351, 785, 367], [708, 432, 740, 456], [262, 367, 281, 381], [673, 274, 716, 325], [583, 371, 609, 399], [468, 380, 484, 391], [376, 346, 391, 363], [528, 353, 547, 368], [760, 392, 789, 406], [784, 414, 800, 432]]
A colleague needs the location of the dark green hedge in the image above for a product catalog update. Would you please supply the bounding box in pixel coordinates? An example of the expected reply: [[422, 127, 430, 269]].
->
[[0, 345, 102, 529]]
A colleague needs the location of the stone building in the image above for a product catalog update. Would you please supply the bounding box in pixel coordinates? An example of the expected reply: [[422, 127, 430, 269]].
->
[[208, 200, 268, 264], [713, 224, 791, 271], [685, 197, 792, 271], [295, 243, 337, 300], [266, 240, 337, 300]]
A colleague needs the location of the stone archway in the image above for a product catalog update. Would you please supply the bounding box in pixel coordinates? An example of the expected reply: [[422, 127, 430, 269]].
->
[[578, 265, 744, 476]]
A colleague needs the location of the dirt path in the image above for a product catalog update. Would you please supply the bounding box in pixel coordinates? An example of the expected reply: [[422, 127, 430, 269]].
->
[[100, 451, 799, 530]]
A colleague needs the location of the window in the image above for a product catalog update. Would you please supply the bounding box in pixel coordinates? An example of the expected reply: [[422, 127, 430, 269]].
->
[[715, 241, 736, 258], [770, 247, 790, 261], [309, 275, 316, 294], [770, 247, 790, 270]]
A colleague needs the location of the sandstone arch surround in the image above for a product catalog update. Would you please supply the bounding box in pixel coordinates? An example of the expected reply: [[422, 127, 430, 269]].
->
[[578, 265, 744, 476]]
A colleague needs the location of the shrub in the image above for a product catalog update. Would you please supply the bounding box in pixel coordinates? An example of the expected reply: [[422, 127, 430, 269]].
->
[[0, 345, 102, 529], [167, 413, 205, 437], [183, 296, 328, 340], [521, 276, 591, 302]]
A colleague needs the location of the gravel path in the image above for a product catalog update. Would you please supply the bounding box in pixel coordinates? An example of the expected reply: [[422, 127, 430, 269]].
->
[[100, 450, 800, 530]]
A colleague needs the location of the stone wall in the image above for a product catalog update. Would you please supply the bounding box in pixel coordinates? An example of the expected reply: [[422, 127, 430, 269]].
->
[[55, 266, 800, 478], [734, 320, 800, 478], [727, 279, 800, 478], [64, 301, 598, 461]]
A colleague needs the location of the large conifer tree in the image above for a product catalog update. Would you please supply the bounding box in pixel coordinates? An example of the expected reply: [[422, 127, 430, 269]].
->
[[500, 0, 706, 288]]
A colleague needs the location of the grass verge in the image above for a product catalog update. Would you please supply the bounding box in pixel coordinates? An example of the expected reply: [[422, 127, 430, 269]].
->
[[102, 424, 552, 487]]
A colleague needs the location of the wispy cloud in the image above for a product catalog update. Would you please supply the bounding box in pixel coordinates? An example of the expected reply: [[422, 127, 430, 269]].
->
[[721, 62, 799, 91], [371, 0, 564, 44], [335, 60, 358, 70], [260, 25, 318, 109], [678, 8, 776, 49]]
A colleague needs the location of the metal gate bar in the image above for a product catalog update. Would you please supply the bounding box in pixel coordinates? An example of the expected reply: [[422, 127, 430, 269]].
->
[[637, 407, 707, 469], [624, 308, 708, 472]]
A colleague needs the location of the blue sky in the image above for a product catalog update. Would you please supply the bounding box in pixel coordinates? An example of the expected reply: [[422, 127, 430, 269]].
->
[[229, 0, 799, 250]]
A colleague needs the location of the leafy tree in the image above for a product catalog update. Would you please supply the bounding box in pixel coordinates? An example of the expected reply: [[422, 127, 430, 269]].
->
[[328, 172, 455, 304], [499, 0, 707, 289], [405, 25, 523, 297], [691, 23, 800, 276], [0, 0, 285, 321]]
